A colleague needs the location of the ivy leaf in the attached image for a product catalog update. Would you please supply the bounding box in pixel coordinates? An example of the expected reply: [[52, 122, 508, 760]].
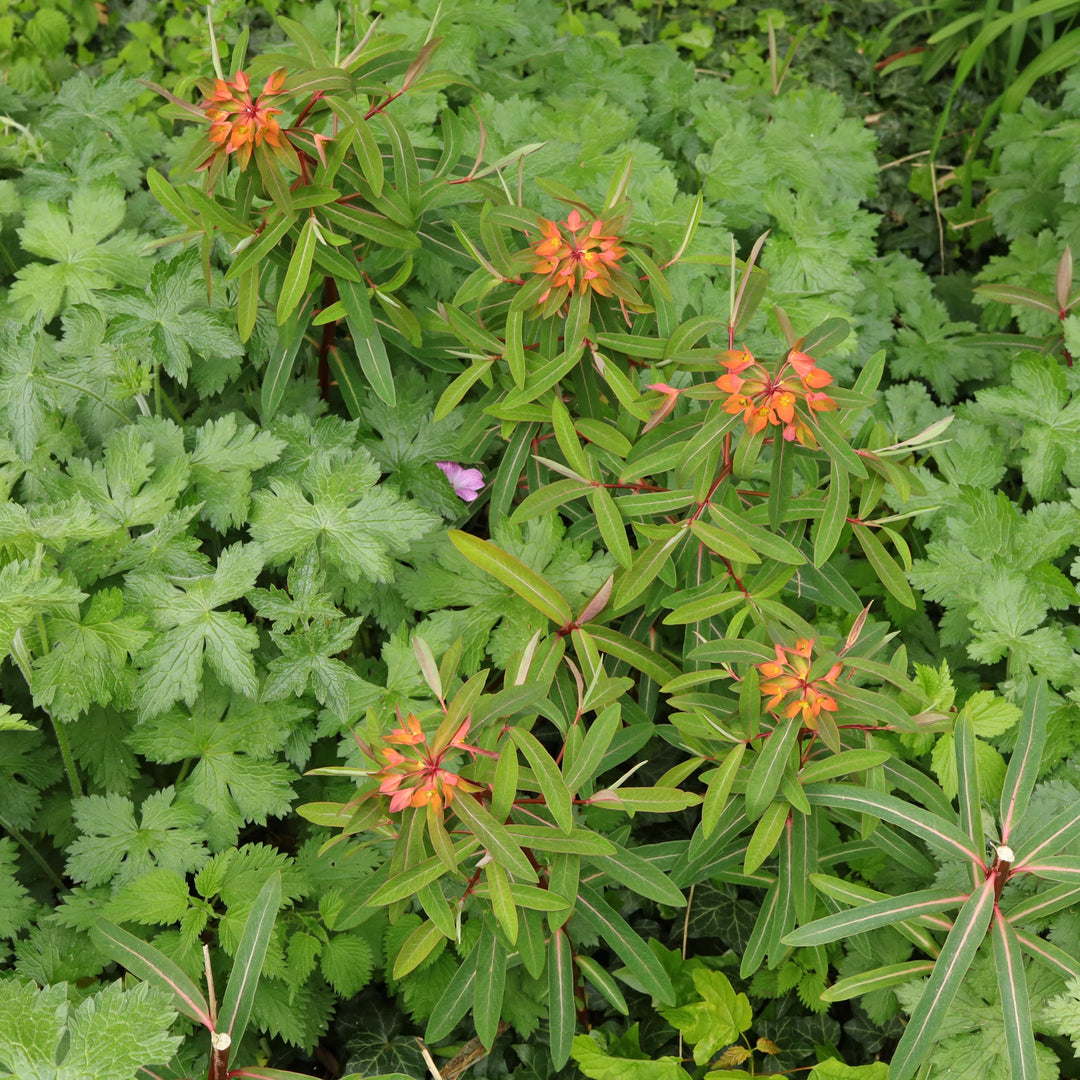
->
[[188, 413, 285, 531], [127, 542, 264, 720], [32, 588, 150, 721], [659, 969, 753, 1066], [100, 251, 245, 390], [66, 786, 209, 888], [10, 182, 150, 321], [128, 678, 302, 850]]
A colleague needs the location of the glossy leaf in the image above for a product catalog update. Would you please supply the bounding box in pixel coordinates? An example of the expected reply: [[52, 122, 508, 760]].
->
[[548, 929, 576, 1069]]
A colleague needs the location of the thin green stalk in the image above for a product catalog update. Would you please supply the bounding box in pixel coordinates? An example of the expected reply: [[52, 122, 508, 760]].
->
[[0, 816, 65, 890]]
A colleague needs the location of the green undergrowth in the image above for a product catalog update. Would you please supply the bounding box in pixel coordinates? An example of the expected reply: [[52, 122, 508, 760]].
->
[[1, 3, 1080, 1080]]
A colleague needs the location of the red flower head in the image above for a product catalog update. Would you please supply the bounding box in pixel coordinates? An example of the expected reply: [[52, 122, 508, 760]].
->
[[757, 638, 844, 730], [716, 347, 836, 447], [531, 208, 627, 304], [201, 68, 288, 172]]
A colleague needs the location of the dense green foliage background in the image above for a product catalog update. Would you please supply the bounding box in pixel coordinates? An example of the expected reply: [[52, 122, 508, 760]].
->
[[3, 1, 1080, 1079]]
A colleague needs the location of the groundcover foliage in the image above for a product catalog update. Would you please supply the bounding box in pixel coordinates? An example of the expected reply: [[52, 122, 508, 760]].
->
[[3, 1, 1080, 1078]]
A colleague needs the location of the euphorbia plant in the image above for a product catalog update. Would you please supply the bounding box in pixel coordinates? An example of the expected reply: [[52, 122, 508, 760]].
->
[[784, 678, 1078, 1080]]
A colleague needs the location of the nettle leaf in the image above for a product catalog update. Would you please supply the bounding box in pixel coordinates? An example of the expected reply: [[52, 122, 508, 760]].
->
[[0, 979, 180, 1080], [99, 250, 244, 391], [32, 588, 150, 721], [129, 678, 304, 850], [188, 413, 286, 531], [66, 786, 209, 888], [249, 454, 440, 587], [10, 182, 150, 321], [0, 729, 62, 831], [126, 542, 264, 720]]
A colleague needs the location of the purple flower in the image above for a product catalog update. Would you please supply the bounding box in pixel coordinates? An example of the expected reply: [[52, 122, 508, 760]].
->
[[436, 461, 484, 503]]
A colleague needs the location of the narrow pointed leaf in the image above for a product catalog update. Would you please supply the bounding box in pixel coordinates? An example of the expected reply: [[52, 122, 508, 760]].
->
[[474, 919, 507, 1050], [548, 929, 575, 1069], [746, 717, 799, 820], [1015, 803, 1080, 866], [576, 882, 675, 1004], [218, 874, 281, 1045], [992, 909, 1038, 1080], [509, 727, 573, 834], [449, 531, 572, 625], [90, 920, 212, 1027], [1006, 883, 1080, 925], [888, 879, 996, 1080], [1014, 927, 1080, 980], [452, 794, 538, 881], [821, 961, 936, 1002], [783, 889, 968, 947], [277, 216, 316, 324], [575, 953, 628, 1014], [954, 715, 984, 889], [804, 784, 984, 865], [594, 841, 686, 907], [426, 950, 477, 1043], [393, 918, 446, 979], [702, 742, 745, 837], [1000, 677, 1047, 845]]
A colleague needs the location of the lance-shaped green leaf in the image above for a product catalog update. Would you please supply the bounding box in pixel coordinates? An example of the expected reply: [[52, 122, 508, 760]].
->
[[1015, 857, 1080, 883], [276, 216, 317, 324], [589, 786, 701, 813], [1000, 677, 1047, 845], [954, 714, 984, 889], [1015, 803, 1080, 867], [1014, 927, 1080, 980], [799, 749, 892, 784], [586, 626, 679, 684], [218, 873, 281, 1046], [425, 950, 478, 1043], [702, 742, 745, 838], [745, 800, 789, 875], [804, 784, 984, 866], [783, 888, 968, 947], [820, 961, 936, 1002], [576, 882, 675, 1004], [992, 909, 1038, 1080], [613, 528, 684, 608], [1006, 883, 1080, 925], [563, 704, 621, 793], [852, 523, 914, 608], [89, 920, 212, 1027], [486, 861, 518, 944], [449, 531, 572, 625], [509, 727, 573, 834], [746, 717, 800, 820], [453, 795, 537, 881], [888, 879, 996, 1080], [593, 841, 687, 908], [548, 929, 576, 1069], [474, 919, 507, 1050], [504, 825, 616, 855], [575, 953, 628, 1015], [393, 918, 445, 979], [370, 854, 457, 906], [740, 878, 781, 979]]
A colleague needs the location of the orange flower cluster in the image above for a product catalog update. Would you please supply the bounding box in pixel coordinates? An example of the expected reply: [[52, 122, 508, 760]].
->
[[202, 69, 288, 171], [531, 208, 627, 303], [717, 348, 836, 447], [373, 712, 483, 813], [758, 638, 843, 730]]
